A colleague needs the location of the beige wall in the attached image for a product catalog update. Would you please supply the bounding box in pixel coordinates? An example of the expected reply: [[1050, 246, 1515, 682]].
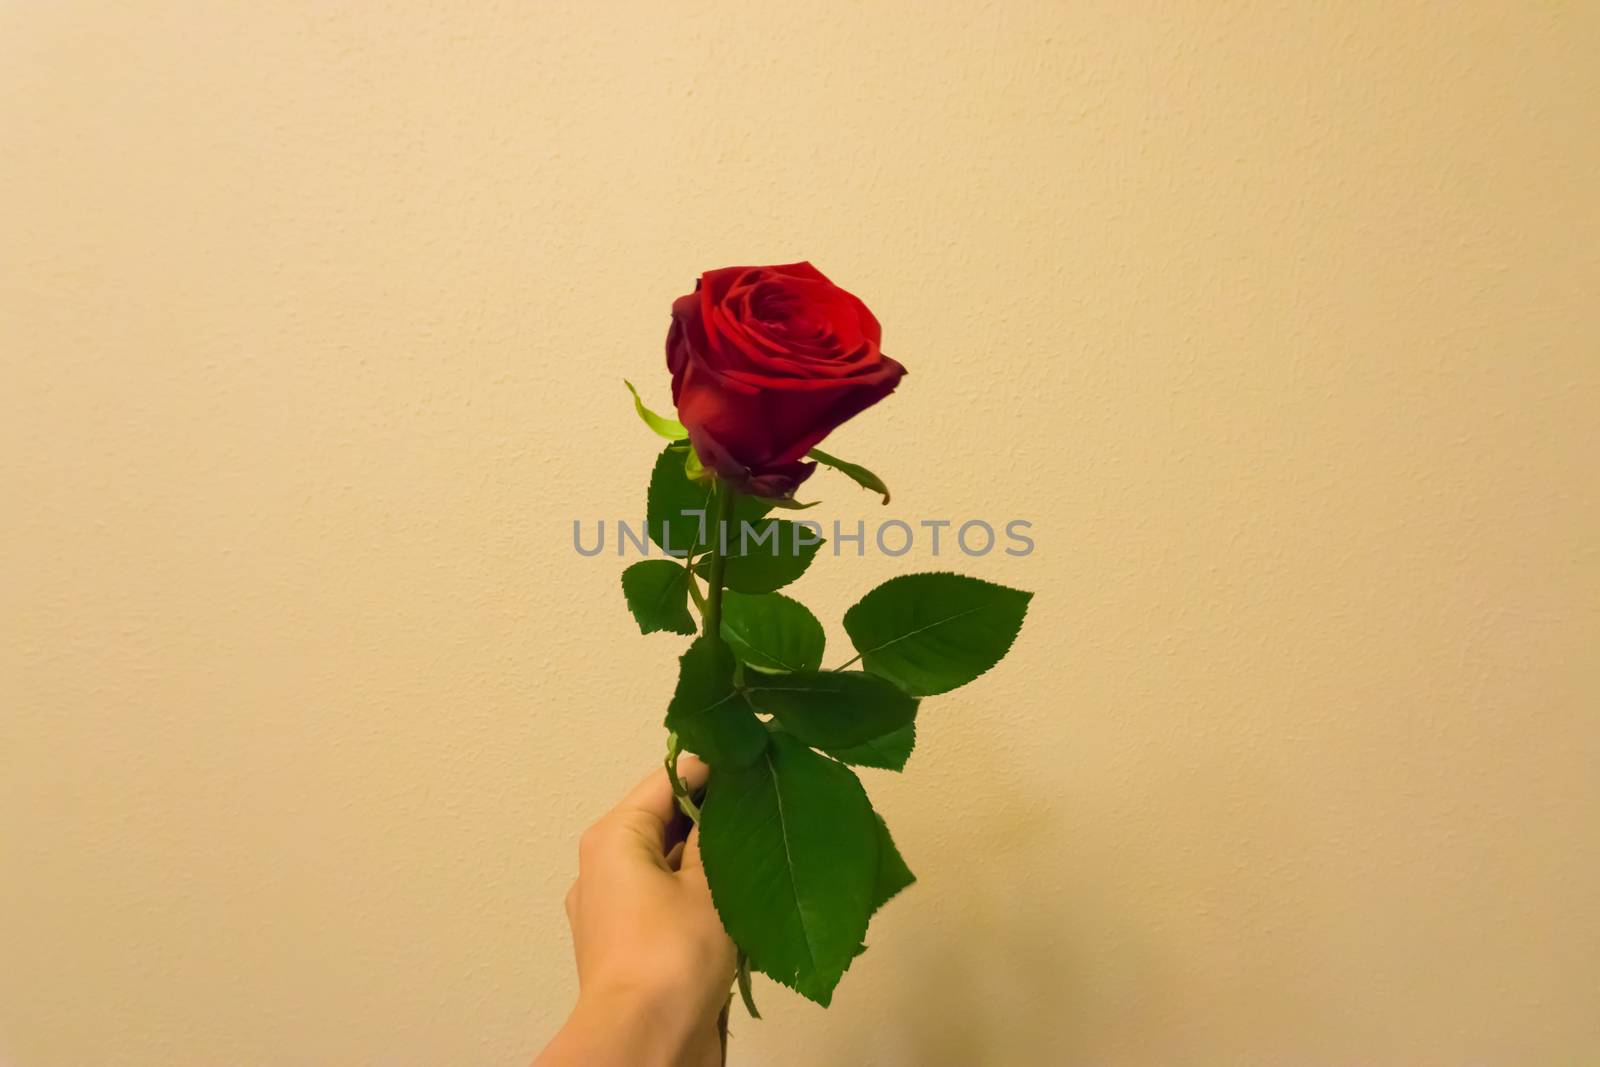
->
[[3, 3, 1597, 1065]]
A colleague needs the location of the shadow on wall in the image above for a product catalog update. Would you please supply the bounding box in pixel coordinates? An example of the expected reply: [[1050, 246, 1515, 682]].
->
[[806, 791, 1081, 1064], [905, 795, 1073, 1064], [806, 742, 1314, 1064]]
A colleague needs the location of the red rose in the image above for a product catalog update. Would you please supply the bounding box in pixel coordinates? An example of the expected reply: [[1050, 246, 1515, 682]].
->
[[666, 262, 906, 498]]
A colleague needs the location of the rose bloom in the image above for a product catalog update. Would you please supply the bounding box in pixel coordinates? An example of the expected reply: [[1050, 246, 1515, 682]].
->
[[666, 262, 906, 498]]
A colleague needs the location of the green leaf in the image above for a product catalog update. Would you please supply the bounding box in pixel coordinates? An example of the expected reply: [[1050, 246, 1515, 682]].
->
[[700, 733, 878, 1006], [697, 519, 823, 593], [745, 671, 918, 751], [808, 447, 890, 505], [870, 811, 915, 911], [848, 812, 915, 964], [650, 454, 779, 560], [620, 560, 696, 636], [625, 379, 688, 440], [647, 445, 716, 557], [664, 637, 768, 768], [719, 591, 825, 673], [842, 572, 1033, 696], [829, 722, 916, 772]]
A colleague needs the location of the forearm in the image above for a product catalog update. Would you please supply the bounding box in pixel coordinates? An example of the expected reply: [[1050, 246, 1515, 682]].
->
[[533, 991, 720, 1067]]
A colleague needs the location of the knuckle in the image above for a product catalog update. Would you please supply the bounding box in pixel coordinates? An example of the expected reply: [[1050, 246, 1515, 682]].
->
[[577, 820, 607, 858]]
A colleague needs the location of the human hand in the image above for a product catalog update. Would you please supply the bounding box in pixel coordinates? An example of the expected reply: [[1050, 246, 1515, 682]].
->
[[534, 757, 735, 1067]]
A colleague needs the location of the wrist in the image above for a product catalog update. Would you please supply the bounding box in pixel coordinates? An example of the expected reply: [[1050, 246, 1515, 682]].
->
[[563, 984, 719, 1067]]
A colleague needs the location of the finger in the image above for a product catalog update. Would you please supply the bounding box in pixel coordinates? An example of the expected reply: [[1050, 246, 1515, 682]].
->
[[614, 754, 709, 835], [673, 752, 710, 794], [578, 768, 674, 870], [677, 830, 712, 900], [664, 840, 686, 871], [564, 881, 580, 959], [589, 760, 710, 870], [679, 824, 705, 873]]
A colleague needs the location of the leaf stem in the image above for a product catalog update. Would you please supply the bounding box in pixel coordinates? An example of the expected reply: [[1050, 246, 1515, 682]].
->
[[665, 731, 700, 823], [685, 565, 708, 614], [736, 952, 761, 1019]]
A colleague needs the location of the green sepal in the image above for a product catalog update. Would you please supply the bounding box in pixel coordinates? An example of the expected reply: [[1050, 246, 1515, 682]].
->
[[808, 447, 890, 505], [625, 379, 688, 440], [683, 446, 713, 484]]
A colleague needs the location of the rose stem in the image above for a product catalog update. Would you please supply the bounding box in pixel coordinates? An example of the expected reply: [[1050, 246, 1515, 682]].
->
[[663, 480, 754, 1043], [702, 479, 735, 640]]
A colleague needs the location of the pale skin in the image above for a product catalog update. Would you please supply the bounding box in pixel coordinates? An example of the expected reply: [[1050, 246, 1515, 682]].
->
[[533, 756, 735, 1067]]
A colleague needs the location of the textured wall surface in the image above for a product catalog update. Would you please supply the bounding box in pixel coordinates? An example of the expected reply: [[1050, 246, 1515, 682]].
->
[[3, 3, 1597, 1065]]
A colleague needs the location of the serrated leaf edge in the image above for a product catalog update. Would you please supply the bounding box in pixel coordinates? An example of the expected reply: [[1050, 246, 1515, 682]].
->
[[701, 747, 876, 1008], [621, 561, 695, 636], [826, 720, 916, 772], [843, 571, 1035, 696]]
